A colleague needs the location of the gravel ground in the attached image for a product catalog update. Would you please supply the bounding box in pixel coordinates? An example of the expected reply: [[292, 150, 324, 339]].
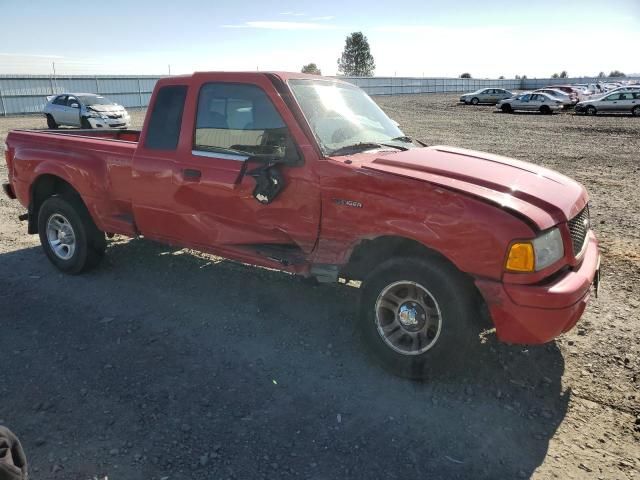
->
[[0, 96, 638, 480]]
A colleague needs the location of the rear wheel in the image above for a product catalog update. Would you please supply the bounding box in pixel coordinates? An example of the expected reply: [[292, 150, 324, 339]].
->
[[586, 106, 597, 116], [501, 104, 513, 113], [80, 116, 92, 129], [38, 195, 106, 274], [46, 114, 58, 129], [358, 257, 479, 380], [632, 106, 640, 117], [540, 105, 552, 115], [471, 97, 479, 105]]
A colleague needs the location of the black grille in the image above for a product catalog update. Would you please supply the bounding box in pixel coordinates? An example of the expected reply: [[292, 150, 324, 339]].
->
[[567, 206, 590, 256]]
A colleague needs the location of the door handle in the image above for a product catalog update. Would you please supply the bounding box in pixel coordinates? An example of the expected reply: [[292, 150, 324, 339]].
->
[[182, 168, 202, 181]]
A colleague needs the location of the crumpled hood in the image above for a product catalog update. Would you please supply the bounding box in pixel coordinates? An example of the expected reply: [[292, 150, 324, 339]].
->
[[360, 145, 588, 230], [87, 104, 124, 113]]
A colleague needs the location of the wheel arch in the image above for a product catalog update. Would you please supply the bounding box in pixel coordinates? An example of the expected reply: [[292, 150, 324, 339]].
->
[[28, 174, 85, 234], [342, 235, 461, 281]]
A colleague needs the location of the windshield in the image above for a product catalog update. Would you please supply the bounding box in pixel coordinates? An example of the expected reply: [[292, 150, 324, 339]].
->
[[289, 79, 405, 154], [78, 95, 116, 106]]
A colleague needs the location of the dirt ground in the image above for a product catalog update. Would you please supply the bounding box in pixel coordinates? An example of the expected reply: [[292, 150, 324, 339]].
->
[[0, 96, 638, 480]]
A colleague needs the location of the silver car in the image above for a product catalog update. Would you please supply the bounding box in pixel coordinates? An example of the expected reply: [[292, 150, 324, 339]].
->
[[43, 93, 131, 129], [459, 88, 514, 105], [497, 92, 564, 114], [575, 91, 640, 116], [533, 88, 575, 107]]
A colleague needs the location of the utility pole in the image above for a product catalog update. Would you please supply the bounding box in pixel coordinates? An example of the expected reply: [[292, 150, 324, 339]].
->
[[168, 64, 171, 76], [52, 61, 58, 92]]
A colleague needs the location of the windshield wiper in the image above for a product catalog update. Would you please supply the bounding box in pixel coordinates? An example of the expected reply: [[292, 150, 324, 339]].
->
[[391, 135, 428, 147], [329, 142, 408, 156]]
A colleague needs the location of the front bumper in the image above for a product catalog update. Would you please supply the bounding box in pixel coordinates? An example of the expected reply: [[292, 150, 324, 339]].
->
[[87, 115, 131, 129], [475, 231, 600, 344]]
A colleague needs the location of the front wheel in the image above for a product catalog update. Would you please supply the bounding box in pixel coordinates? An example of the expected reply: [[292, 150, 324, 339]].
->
[[501, 104, 513, 113], [632, 106, 640, 117], [358, 257, 479, 379], [470, 97, 479, 105], [38, 195, 106, 274], [46, 114, 58, 129], [81, 116, 92, 129], [586, 106, 597, 116], [540, 105, 552, 115]]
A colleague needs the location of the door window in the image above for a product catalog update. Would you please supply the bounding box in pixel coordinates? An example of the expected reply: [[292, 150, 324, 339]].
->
[[194, 83, 296, 160], [52, 95, 67, 105], [66, 96, 79, 107]]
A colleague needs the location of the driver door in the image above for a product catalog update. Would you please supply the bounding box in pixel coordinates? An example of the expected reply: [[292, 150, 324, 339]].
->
[[62, 95, 81, 126], [132, 74, 321, 260]]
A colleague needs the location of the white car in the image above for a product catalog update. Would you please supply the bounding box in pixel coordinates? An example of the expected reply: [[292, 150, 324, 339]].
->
[[497, 92, 564, 114], [43, 93, 131, 129]]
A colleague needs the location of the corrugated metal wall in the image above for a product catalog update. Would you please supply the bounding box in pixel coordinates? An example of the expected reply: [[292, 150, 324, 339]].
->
[[0, 75, 162, 115], [339, 77, 522, 95], [1, 74, 637, 116]]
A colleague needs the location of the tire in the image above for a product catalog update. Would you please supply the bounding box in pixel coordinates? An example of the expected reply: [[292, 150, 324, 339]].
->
[[471, 97, 479, 105], [540, 105, 552, 115], [586, 106, 597, 116], [80, 116, 92, 129], [358, 257, 479, 380], [501, 104, 513, 113], [46, 114, 58, 129], [37, 195, 106, 274], [632, 106, 640, 117]]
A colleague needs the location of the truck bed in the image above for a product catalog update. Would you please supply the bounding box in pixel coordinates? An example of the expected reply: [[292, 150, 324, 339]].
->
[[6, 128, 141, 236]]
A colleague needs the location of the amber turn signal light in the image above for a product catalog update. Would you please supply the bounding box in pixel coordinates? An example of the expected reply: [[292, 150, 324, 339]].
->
[[506, 242, 535, 272]]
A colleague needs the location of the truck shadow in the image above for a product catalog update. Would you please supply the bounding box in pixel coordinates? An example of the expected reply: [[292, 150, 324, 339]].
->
[[0, 239, 569, 480]]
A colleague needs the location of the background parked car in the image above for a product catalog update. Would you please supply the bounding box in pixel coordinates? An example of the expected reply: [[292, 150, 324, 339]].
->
[[548, 85, 583, 102], [575, 91, 640, 116], [533, 88, 575, 107], [43, 93, 131, 129], [459, 88, 513, 105], [497, 92, 563, 114]]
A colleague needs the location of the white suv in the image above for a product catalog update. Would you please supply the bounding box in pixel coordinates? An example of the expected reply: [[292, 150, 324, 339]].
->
[[43, 93, 131, 129]]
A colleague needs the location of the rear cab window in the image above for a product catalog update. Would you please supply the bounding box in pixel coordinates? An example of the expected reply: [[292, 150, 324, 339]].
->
[[145, 85, 188, 150]]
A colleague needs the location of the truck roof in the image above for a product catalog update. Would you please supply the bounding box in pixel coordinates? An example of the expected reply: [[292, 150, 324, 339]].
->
[[160, 71, 352, 84]]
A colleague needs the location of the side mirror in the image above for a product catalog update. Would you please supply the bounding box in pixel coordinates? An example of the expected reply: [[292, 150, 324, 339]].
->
[[70, 103, 80, 109]]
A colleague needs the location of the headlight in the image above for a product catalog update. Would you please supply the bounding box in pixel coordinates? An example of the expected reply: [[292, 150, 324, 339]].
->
[[86, 111, 100, 118], [506, 227, 564, 272]]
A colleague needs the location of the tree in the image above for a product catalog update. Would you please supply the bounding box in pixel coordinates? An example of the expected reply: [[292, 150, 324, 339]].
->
[[515, 75, 521, 80], [522, 75, 527, 80], [559, 70, 568, 78], [598, 71, 606, 78], [498, 75, 505, 79], [609, 70, 626, 78], [459, 73, 472, 78], [301, 63, 322, 75], [337, 32, 375, 76], [551, 73, 559, 79]]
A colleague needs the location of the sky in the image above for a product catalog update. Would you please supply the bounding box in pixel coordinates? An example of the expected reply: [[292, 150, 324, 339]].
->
[[0, 0, 638, 78]]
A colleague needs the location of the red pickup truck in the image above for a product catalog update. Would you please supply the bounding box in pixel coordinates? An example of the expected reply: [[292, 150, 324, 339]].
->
[[3, 72, 600, 378]]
